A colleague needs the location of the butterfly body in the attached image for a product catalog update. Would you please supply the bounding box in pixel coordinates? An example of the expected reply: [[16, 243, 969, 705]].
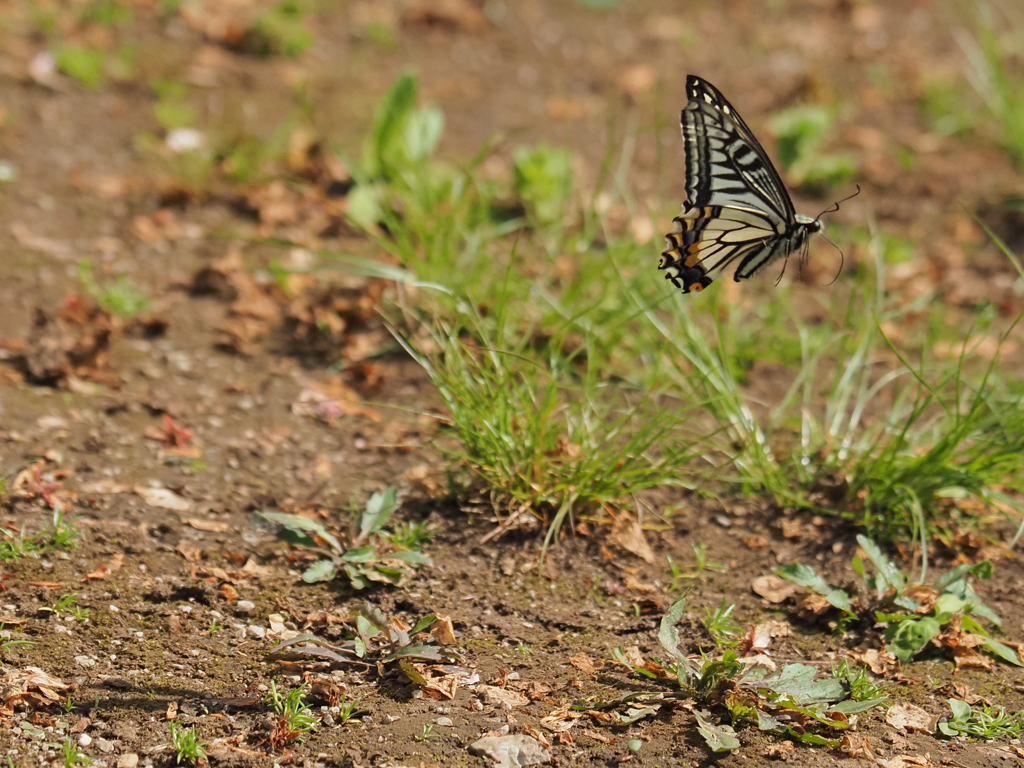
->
[[661, 76, 824, 294]]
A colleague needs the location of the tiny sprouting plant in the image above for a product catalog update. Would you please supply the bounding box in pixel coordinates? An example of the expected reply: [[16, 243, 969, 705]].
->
[[337, 696, 369, 724], [41, 594, 80, 616], [264, 681, 318, 747], [256, 488, 431, 590], [414, 723, 436, 742], [168, 721, 207, 766], [702, 600, 744, 648], [61, 737, 90, 767]]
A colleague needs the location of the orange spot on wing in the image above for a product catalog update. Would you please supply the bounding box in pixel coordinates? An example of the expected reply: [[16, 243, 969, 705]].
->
[[684, 254, 700, 267], [691, 283, 704, 293]]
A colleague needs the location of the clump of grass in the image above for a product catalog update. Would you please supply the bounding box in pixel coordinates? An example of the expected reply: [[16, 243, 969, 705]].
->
[[399, 297, 700, 556], [958, 4, 1024, 168], [701, 600, 743, 648], [634, 230, 1024, 548], [168, 722, 207, 766], [939, 698, 1024, 739]]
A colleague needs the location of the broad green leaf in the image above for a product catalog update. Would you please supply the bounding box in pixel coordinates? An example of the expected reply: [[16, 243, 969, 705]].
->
[[885, 616, 941, 662], [386, 550, 432, 565], [948, 698, 972, 721], [403, 106, 444, 161], [856, 535, 906, 596], [344, 564, 368, 590], [756, 710, 784, 732], [362, 71, 418, 178], [658, 595, 687, 658], [773, 565, 852, 613], [981, 636, 1023, 666], [302, 559, 337, 583], [695, 710, 739, 753], [399, 657, 429, 685], [409, 614, 437, 636], [830, 697, 887, 715], [749, 663, 845, 705], [610, 706, 660, 725], [361, 488, 399, 538], [345, 183, 383, 230], [341, 545, 378, 563], [257, 511, 341, 552]]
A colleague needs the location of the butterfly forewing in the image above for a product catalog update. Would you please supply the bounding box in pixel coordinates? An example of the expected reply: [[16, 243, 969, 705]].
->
[[661, 75, 820, 294]]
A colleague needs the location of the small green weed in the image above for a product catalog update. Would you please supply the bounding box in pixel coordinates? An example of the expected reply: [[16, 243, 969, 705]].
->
[[414, 723, 436, 742], [256, 487, 431, 589], [776, 535, 1020, 665], [78, 261, 150, 318], [701, 600, 743, 648], [45, 509, 83, 551], [337, 696, 369, 724], [168, 721, 207, 766], [831, 660, 885, 703], [514, 143, 573, 246], [252, 0, 315, 56], [151, 79, 196, 130], [79, 0, 134, 26], [605, 595, 886, 753], [264, 681, 317, 744], [938, 698, 1024, 740], [41, 594, 80, 616], [61, 737, 90, 767], [54, 46, 106, 89], [0, 525, 36, 563], [769, 104, 858, 189], [0, 623, 34, 663], [667, 543, 725, 589], [386, 520, 434, 549]]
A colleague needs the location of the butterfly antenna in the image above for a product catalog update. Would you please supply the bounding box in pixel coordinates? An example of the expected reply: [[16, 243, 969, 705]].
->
[[816, 184, 861, 221], [821, 231, 845, 285]]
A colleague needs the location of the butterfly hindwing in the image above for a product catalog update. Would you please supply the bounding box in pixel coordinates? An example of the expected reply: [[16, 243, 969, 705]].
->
[[662, 75, 821, 294]]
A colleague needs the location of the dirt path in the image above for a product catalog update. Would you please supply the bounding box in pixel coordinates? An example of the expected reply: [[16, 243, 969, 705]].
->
[[3, 1, 1024, 767]]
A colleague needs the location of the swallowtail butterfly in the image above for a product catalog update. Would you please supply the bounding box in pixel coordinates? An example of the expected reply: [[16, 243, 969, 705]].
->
[[661, 75, 831, 294]]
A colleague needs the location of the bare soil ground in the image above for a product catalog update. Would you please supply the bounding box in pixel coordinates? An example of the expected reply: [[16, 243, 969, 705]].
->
[[2, 1, 1024, 767]]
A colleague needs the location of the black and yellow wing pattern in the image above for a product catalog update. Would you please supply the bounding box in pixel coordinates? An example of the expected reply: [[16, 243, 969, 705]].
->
[[660, 75, 823, 294]]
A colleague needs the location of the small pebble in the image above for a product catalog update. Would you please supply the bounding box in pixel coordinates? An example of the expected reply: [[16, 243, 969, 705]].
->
[[436, 717, 454, 727], [117, 754, 139, 768], [235, 601, 256, 615], [97, 738, 114, 753], [78, 734, 92, 747], [247, 625, 266, 640]]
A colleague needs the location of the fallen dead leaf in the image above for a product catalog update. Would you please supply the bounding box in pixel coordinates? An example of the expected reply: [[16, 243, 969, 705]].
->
[[568, 653, 603, 675], [401, 0, 489, 33], [608, 513, 655, 564], [622, 574, 656, 593], [292, 378, 381, 422], [219, 583, 240, 603], [581, 728, 613, 745], [749, 620, 791, 652], [186, 518, 230, 533], [165, 700, 178, 721], [886, 756, 933, 768], [540, 703, 583, 734], [762, 740, 795, 760], [480, 685, 529, 710], [849, 648, 900, 677], [742, 534, 769, 551], [134, 485, 193, 511], [430, 615, 457, 646], [839, 734, 874, 758], [82, 552, 124, 582], [0, 666, 71, 719], [176, 543, 203, 563], [751, 574, 802, 604], [885, 703, 938, 735]]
